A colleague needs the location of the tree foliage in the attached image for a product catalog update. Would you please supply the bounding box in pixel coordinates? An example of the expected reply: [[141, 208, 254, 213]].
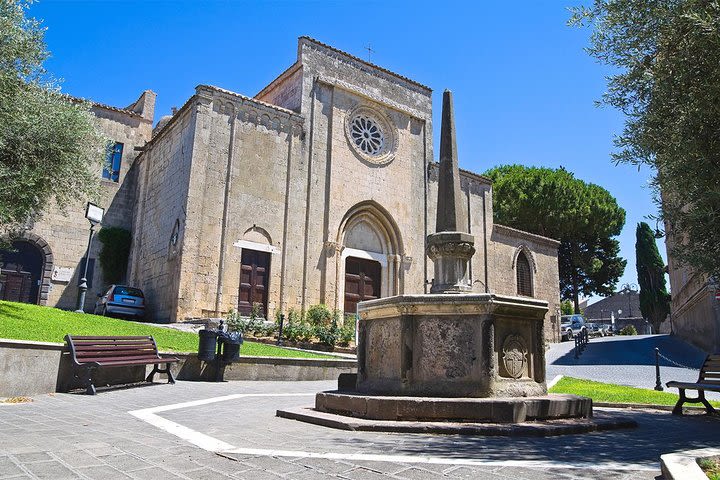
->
[[560, 299, 574, 315], [485, 165, 626, 312], [570, 0, 720, 278], [0, 0, 105, 238], [635, 222, 670, 333]]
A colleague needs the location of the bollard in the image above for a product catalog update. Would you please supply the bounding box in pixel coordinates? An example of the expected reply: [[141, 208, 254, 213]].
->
[[654, 347, 663, 391], [574, 336, 579, 359], [277, 314, 285, 346]]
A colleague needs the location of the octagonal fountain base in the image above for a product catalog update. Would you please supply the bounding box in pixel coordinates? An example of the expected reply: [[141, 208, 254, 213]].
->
[[276, 293, 640, 436], [355, 293, 550, 398]]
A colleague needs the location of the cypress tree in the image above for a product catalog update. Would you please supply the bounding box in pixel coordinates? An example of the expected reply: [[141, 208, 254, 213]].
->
[[635, 222, 671, 333]]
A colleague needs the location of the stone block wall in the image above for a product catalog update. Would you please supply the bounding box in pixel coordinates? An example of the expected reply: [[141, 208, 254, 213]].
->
[[129, 97, 197, 323], [664, 230, 720, 352], [488, 224, 561, 342], [256, 64, 303, 113], [163, 86, 305, 321], [667, 269, 720, 353], [26, 91, 154, 311]]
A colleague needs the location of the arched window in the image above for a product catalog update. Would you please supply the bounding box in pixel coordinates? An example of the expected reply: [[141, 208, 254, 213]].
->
[[516, 251, 533, 297]]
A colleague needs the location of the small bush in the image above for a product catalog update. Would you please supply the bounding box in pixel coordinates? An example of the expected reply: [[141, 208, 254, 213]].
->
[[306, 304, 333, 327], [296, 322, 314, 342], [314, 323, 338, 347], [282, 321, 298, 341], [250, 302, 264, 321], [226, 308, 264, 335], [338, 315, 357, 346], [619, 325, 638, 335], [282, 321, 312, 343], [287, 307, 303, 324]]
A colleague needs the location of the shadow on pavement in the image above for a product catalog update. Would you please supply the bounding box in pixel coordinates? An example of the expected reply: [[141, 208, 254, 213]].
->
[[329, 410, 720, 469], [550, 335, 708, 368]]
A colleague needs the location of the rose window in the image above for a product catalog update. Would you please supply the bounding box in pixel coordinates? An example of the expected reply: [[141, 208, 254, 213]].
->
[[350, 115, 385, 156]]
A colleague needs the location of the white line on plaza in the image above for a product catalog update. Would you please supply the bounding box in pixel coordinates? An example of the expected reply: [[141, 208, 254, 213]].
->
[[221, 446, 654, 471], [129, 393, 313, 451], [129, 393, 656, 472]]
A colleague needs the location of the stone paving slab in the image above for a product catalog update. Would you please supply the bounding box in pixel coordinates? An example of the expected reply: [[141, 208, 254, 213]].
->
[[0, 379, 716, 479]]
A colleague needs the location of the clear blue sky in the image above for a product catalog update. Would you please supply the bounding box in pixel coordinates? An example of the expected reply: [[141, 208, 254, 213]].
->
[[30, 0, 664, 303]]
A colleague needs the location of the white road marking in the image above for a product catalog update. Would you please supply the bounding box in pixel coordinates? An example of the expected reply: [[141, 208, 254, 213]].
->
[[129, 393, 656, 472], [547, 374, 563, 389], [129, 393, 313, 451], [222, 446, 655, 471]]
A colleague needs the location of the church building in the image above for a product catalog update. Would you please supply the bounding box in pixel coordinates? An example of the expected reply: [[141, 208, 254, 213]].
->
[[0, 38, 562, 340]]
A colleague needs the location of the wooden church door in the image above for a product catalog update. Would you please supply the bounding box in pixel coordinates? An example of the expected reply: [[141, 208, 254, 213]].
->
[[344, 257, 381, 314], [238, 249, 270, 318]]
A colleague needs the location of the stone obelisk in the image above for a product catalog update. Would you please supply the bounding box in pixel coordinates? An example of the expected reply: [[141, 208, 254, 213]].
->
[[427, 90, 475, 293]]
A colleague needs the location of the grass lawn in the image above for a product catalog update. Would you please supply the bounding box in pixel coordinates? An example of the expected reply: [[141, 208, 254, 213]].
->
[[699, 457, 720, 480], [0, 301, 334, 359], [550, 376, 720, 408]]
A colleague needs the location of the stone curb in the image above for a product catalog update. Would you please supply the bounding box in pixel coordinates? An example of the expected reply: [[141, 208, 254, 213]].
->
[[276, 406, 638, 437], [660, 447, 720, 480], [0, 339, 356, 397], [594, 401, 709, 412]]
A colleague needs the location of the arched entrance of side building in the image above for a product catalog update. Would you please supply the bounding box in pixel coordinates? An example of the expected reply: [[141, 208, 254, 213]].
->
[[0, 234, 53, 305], [337, 201, 403, 315]]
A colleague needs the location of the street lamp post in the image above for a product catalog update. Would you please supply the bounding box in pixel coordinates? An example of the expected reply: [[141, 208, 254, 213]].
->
[[75, 202, 104, 313], [621, 282, 638, 318]]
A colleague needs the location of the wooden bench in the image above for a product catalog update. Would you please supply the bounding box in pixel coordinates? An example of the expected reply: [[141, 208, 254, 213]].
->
[[666, 353, 720, 415], [64, 335, 179, 395]]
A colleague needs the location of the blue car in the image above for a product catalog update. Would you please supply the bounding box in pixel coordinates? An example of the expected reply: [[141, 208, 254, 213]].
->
[[94, 285, 146, 320]]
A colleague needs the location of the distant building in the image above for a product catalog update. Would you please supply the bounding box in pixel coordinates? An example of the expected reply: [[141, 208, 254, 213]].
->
[[584, 288, 641, 322], [584, 287, 652, 333]]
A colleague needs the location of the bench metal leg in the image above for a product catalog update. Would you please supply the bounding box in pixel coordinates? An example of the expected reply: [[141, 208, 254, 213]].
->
[[84, 366, 97, 396], [146, 366, 158, 383], [672, 388, 686, 415], [672, 388, 718, 415], [699, 390, 718, 415], [146, 364, 176, 384]]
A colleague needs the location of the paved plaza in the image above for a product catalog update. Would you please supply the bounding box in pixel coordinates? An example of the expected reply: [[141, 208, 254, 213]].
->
[[1, 378, 719, 480]]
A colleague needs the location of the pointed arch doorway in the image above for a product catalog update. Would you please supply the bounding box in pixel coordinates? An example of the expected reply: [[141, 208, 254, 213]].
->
[[336, 201, 403, 315]]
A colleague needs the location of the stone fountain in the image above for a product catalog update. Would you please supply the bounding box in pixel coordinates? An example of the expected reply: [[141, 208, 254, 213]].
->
[[278, 91, 635, 433]]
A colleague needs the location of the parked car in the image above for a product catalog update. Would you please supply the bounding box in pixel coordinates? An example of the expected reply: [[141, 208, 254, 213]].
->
[[94, 285, 146, 320], [587, 322, 604, 337], [560, 314, 587, 341]]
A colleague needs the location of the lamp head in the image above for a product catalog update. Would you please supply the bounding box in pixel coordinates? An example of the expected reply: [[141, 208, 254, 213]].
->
[[85, 202, 104, 226]]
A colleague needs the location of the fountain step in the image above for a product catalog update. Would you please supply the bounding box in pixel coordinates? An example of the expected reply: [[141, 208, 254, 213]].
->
[[314, 391, 592, 423], [276, 405, 637, 437]]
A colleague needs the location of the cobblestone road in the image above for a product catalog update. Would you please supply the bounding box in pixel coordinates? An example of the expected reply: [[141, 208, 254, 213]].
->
[[1, 379, 718, 479]]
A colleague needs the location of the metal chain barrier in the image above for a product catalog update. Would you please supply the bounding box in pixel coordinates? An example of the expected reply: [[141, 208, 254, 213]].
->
[[657, 351, 700, 371], [653, 348, 700, 392]]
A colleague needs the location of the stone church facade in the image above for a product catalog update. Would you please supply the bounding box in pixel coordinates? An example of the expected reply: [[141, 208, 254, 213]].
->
[[1, 38, 561, 340]]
